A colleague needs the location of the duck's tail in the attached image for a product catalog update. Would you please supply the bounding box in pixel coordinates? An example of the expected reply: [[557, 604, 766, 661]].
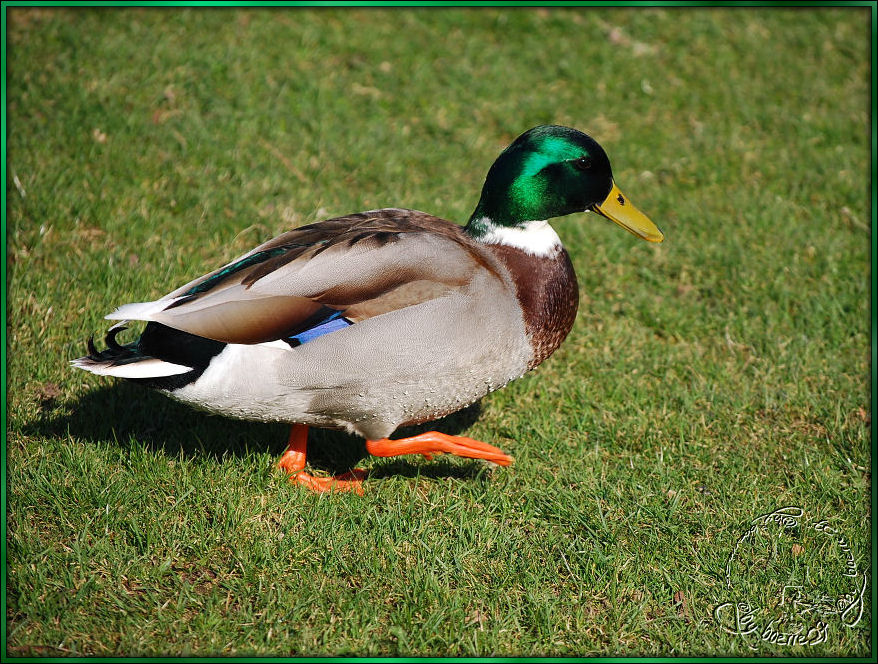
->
[[71, 322, 195, 379]]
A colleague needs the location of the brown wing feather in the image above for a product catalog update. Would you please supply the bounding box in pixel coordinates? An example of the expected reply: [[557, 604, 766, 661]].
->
[[142, 209, 500, 344]]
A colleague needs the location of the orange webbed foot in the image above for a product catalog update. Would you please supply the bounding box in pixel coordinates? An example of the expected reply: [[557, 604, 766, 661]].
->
[[366, 431, 513, 466], [291, 469, 367, 495]]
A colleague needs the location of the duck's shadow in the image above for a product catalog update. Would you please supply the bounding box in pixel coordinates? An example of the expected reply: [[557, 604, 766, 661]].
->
[[29, 382, 490, 481]]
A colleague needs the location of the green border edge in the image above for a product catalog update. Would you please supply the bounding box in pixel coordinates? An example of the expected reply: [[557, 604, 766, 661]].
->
[[0, 1, 874, 662]]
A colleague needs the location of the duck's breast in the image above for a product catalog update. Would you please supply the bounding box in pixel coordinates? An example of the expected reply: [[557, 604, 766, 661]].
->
[[483, 243, 579, 369]]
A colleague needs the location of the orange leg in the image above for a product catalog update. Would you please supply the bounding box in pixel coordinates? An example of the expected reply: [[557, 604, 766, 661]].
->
[[277, 424, 366, 495], [366, 431, 513, 466]]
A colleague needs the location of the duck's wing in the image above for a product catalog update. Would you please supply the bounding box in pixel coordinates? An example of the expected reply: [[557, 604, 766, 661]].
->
[[107, 208, 502, 344]]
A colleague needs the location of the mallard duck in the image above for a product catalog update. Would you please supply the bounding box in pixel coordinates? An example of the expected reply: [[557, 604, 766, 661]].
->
[[73, 125, 663, 493]]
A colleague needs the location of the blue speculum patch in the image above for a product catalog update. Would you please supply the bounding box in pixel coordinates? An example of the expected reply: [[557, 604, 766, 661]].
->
[[285, 311, 353, 347]]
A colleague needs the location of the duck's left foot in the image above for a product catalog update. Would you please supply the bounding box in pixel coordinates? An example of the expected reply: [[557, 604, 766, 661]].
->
[[278, 424, 366, 495], [291, 468, 367, 495]]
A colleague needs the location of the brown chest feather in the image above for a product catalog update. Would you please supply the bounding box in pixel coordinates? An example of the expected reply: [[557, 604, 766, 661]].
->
[[487, 244, 579, 369]]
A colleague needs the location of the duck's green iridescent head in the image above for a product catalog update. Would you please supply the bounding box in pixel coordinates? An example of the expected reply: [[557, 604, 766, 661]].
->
[[467, 125, 663, 243]]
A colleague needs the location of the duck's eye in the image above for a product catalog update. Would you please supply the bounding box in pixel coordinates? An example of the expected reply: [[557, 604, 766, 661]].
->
[[572, 156, 592, 171]]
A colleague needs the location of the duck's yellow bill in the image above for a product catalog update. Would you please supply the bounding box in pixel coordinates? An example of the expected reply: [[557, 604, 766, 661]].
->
[[593, 182, 664, 243]]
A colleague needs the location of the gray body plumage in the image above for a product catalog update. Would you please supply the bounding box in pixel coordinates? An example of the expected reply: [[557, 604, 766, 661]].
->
[[169, 265, 532, 439]]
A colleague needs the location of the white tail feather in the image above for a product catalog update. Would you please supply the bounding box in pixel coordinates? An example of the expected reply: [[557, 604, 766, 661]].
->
[[71, 357, 193, 378]]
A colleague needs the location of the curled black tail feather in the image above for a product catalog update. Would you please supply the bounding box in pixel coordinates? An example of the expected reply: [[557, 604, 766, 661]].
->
[[84, 325, 142, 365]]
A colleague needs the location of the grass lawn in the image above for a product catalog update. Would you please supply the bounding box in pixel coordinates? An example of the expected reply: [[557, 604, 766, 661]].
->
[[5, 6, 872, 657]]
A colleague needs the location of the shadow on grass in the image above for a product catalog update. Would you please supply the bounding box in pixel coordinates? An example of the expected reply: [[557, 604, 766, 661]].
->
[[27, 381, 489, 481]]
